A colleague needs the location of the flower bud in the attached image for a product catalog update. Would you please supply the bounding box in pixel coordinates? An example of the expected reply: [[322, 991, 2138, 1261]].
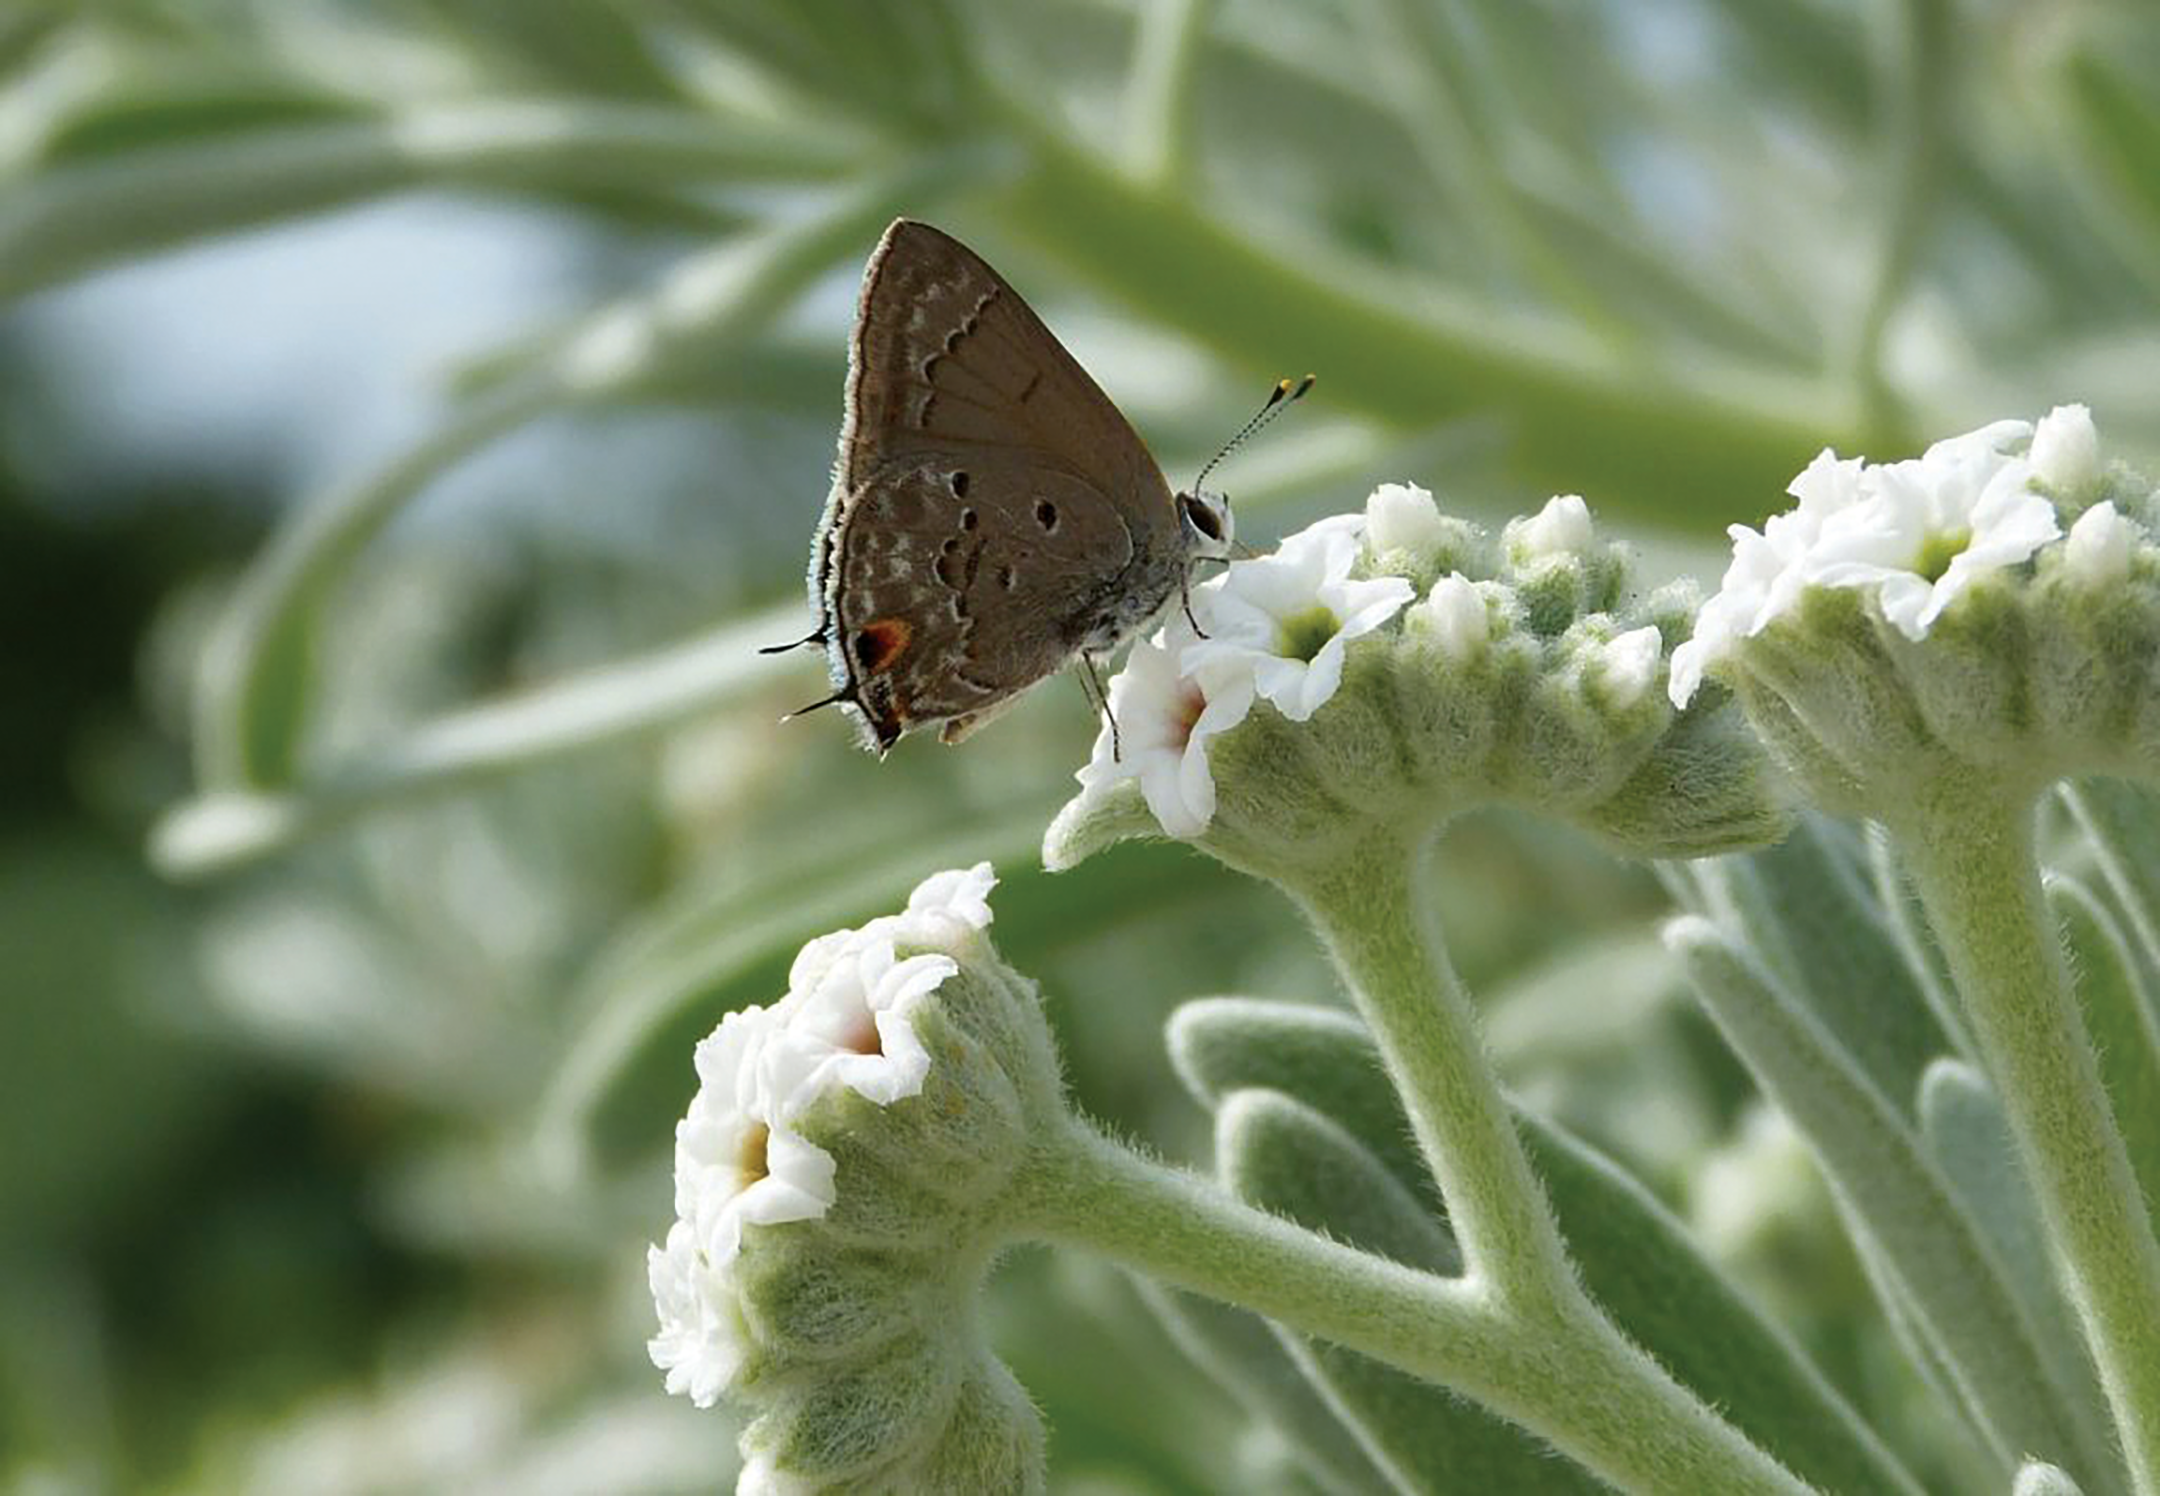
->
[[1048, 486, 1787, 877]]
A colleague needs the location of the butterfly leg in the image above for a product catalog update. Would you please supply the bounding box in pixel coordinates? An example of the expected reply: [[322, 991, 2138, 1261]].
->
[[1179, 573, 1210, 640], [1076, 653, 1122, 761], [784, 689, 849, 719]]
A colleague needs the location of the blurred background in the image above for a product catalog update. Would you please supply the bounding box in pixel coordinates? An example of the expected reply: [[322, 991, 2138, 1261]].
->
[[3, 1, 2156, 1490]]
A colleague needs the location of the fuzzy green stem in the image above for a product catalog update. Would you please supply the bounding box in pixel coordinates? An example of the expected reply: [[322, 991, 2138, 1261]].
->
[[1016, 1122, 1808, 1494], [1897, 786, 2160, 1494], [1284, 830, 1572, 1299]]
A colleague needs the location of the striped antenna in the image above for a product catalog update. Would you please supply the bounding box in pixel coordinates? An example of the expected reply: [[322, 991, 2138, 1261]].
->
[[1191, 374, 1314, 493]]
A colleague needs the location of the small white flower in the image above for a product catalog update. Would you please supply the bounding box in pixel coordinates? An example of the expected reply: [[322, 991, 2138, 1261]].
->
[[1806, 443, 2058, 640], [2063, 500, 2137, 588], [1592, 626, 1664, 710], [896, 862, 997, 948], [1667, 450, 1857, 707], [674, 1010, 836, 1258], [785, 865, 994, 997], [1672, 418, 2069, 704], [650, 869, 1005, 1407], [650, 1005, 836, 1410], [647, 1220, 745, 1408], [1076, 624, 1254, 839], [1364, 482, 1447, 556], [770, 936, 957, 1110], [2031, 403, 2101, 494], [1512, 494, 1596, 558], [1185, 519, 1414, 722], [1409, 573, 1491, 662]]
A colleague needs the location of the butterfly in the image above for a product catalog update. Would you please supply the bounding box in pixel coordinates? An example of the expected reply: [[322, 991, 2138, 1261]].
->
[[767, 218, 1306, 755]]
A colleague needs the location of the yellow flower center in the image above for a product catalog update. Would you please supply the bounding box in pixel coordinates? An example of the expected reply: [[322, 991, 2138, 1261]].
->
[[1915, 527, 1972, 582], [737, 1124, 769, 1190], [1276, 605, 1340, 663]]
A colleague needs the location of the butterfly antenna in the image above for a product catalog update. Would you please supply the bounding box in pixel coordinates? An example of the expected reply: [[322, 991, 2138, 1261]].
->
[[1191, 373, 1314, 494]]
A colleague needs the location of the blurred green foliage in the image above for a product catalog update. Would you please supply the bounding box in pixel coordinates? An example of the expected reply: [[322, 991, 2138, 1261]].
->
[[2, 0, 2156, 1489]]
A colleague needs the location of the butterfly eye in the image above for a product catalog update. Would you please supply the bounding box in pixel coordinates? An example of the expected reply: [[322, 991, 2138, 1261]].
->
[[1181, 494, 1225, 542]]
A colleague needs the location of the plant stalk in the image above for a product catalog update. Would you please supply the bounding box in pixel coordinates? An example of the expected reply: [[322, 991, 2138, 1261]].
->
[[1016, 1122, 1809, 1494], [1898, 785, 2160, 1495]]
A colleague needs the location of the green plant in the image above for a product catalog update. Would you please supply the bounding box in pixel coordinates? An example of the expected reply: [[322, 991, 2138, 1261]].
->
[[9, 2, 2160, 1491]]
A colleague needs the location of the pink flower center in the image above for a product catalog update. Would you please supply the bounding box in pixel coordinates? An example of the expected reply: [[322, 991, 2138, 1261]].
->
[[839, 1010, 882, 1056], [1170, 680, 1206, 745]]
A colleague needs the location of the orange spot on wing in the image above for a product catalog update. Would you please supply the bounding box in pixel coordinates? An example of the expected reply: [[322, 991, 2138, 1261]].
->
[[852, 617, 913, 674]]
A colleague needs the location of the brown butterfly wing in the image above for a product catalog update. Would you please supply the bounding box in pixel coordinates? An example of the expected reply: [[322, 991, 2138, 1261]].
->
[[811, 220, 1184, 751], [836, 219, 1169, 500], [825, 454, 1142, 750]]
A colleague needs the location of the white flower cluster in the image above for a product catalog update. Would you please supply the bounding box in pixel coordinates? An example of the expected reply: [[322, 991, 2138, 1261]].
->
[[647, 865, 997, 1407], [1671, 405, 2116, 708], [1076, 494, 1424, 838]]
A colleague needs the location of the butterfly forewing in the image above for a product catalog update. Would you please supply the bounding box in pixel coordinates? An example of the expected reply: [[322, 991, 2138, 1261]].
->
[[838, 221, 1167, 500]]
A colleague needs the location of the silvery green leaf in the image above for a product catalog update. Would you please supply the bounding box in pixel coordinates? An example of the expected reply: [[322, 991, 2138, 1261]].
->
[[1865, 823, 1974, 1055], [1667, 919, 2112, 1486], [1676, 814, 1956, 1114], [2045, 872, 2160, 1244], [1166, 997, 1920, 1496], [2062, 779, 2160, 978], [1136, 1284, 1396, 1496], [1215, 1089, 1596, 1494], [1916, 1059, 2103, 1446]]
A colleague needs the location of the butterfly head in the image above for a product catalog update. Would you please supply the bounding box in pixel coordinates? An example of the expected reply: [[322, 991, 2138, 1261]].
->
[[1177, 490, 1235, 563], [1178, 374, 1312, 568]]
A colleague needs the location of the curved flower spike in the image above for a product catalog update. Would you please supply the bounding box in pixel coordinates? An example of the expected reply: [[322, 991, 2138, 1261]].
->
[[1049, 491, 1786, 880], [1672, 406, 2160, 804], [647, 865, 1063, 1493]]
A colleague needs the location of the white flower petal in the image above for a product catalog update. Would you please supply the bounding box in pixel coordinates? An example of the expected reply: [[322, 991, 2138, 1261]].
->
[[738, 1127, 838, 1227], [780, 942, 955, 1112], [1329, 574, 1417, 640], [1786, 448, 1867, 515], [1873, 573, 1936, 641], [785, 930, 858, 1006], [2031, 404, 2101, 493], [1250, 654, 1318, 717], [1666, 506, 1837, 707], [1180, 522, 1411, 726], [1922, 417, 2032, 465], [1295, 639, 1353, 721], [647, 1220, 744, 1408], [897, 863, 997, 948], [1278, 512, 1367, 557]]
